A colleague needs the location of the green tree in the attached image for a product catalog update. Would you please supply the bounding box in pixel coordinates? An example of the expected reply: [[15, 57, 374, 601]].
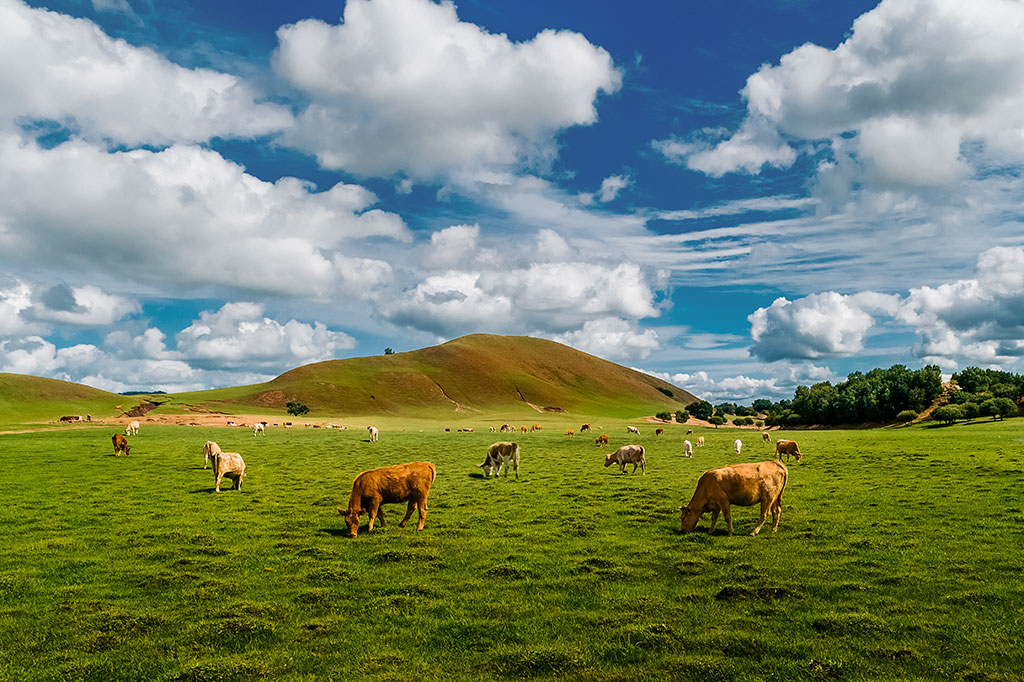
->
[[688, 400, 713, 421], [895, 410, 917, 424], [960, 402, 980, 420], [932, 405, 963, 424], [384, 347, 395, 355], [655, 411, 672, 422], [708, 415, 725, 428], [979, 397, 1018, 420], [286, 401, 310, 417], [752, 399, 774, 414], [674, 410, 689, 423]]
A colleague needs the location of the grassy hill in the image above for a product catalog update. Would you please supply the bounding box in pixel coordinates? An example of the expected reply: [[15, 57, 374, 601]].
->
[[170, 334, 697, 419], [0, 373, 124, 426]]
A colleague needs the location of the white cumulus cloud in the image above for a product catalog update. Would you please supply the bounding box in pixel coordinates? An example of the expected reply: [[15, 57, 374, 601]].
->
[[554, 317, 659, 361]]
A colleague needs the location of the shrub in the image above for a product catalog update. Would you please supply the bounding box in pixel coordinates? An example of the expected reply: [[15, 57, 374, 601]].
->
[[657, 387, 674, 398], [655, 411, 672, 422], [674, 410, 689, 423], [708, 416, 725, 427], [895, 410, 917, 424], [286, 401, 310, 417], [979, 397, 1018, 420], [931, 405, 963, 424], [960, 402, 980, 420]]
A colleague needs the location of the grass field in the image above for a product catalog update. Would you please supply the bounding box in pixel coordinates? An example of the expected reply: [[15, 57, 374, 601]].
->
[[1, 419, 1022, 681]]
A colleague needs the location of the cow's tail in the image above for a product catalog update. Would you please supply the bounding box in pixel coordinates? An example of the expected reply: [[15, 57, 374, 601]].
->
[[512, 442, 520, 464]]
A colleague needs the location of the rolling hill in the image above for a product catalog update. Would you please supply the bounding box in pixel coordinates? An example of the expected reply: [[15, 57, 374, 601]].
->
[[0, 334, 698, 423], [0, 373, 125, 425]]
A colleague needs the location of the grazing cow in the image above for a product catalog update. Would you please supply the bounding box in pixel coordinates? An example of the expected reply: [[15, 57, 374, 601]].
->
[[734, 439, 742, 455], [683, 439, 693, 458], [605, 444, 646, 475], [500, 423, 512, 433], [626, 425, 640, 435], [679, 460, 788, 536], [367, 426, 379, 443], [490, 427, 496, 433], [111, 433, 130, 457], [531, 424, 542, 432], [125, 420, 140, 436], [521, 425, 528, 433], [338, 461, 436, 537], [775, 440, 803, 462], [202, 440, 222, 469], [566, 429, 574, 437], [696, 436, 705, 447], [211, 451, 246, 492], [655, 428, 664, 436], [60, 415, 83, 423], [479, 441, 521, 478], [762, 431, 771, 444], [686, 429, 693, 435], [253, 423, 265, 436], [580, 423, 591, 432], [595, 434, 610, 446]]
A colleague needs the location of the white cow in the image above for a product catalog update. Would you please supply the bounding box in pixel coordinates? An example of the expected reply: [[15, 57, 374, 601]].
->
[[367, 426, 379, 443], [125, 420, 140, 436], [626, 425, 640, 435], [202, 440, 222, 469], [683, 439, 693, 458], [762, 432, 771, 443], [253, 423, 265, 436], [212, 451, 246, 492], [734, 439, 743, 455]]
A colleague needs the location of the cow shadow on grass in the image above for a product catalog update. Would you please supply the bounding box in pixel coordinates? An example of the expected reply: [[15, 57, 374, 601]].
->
[[320, 527, 350, 538]]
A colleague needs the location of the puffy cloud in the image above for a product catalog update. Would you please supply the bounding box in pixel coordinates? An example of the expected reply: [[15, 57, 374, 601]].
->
[[597, 174, 631, 202], [175, 302, 357, 369], [420, 224, 492, 270], [0, 137, 408, 297], [666, 0, 1024, 187], [748, 291, 899, 362], [640, 360, 837, 402], [274, 0, 621, 180], [553, 317, 660, 361], [0, 0, 291, 145], [0, 280, 41, 336], [385, 261, 660, 337], [23, 283, 139, 326]]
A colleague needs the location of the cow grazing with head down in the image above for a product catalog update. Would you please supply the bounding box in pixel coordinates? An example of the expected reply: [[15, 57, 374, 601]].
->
[[686, 429, 693, 435], [125, 420, 140, 436], [566, 429, 574, 437], [655, 428, 664, 436], [112, 433, 130, 457], [253, 423, 265, 436], [683, 439, 693, 458], [338, 461, 436, 537], [595, 434, 610, 446], [626, 425, 639, 435], [734, 439, 742, 455], [605, 444, 646, 475], [762, 431, 771, 443], [211, 451, 246, 492], [479, 442, 520, 478], [775, 440, 803, 462], [580, 423, 591, 432], [696, 436, 705, 447], [679, 460, 788, 536], [500, 423, 512, 433], [367, 426, 379, 443]]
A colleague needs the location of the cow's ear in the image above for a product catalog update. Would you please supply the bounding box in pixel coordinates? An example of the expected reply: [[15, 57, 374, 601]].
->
[[337, 507, 348, 516]]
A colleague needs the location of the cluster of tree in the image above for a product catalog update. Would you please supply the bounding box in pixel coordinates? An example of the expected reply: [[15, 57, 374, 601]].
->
[[931, 398, 1018, 424], [950, 367, 1024, 400], [286, 401, 310, 417], [761, 365, 943, 426]]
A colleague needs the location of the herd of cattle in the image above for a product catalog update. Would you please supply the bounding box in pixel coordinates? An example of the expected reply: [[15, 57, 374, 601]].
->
[[107, 420, 804, 538]]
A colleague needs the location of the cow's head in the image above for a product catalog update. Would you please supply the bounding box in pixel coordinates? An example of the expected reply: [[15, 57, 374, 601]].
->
[[603, 454, 614, 467], [793, 450, 803, 462], [679, 505, 702, 533], [123, 444, 131, 456], [338, 507, 361, 537]]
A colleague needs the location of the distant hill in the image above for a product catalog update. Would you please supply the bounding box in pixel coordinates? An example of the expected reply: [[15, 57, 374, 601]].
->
[[173, 334, 697, 418], [0, 373, 124, 424], [0, 335, 698, 424]]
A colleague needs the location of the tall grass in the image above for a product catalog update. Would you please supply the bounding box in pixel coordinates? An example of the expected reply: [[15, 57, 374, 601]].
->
[[1, 420, 1022, 681]]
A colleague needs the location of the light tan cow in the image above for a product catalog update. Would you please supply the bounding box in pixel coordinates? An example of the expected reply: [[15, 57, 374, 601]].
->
[[212, 451, 246, 492], [605, 444, 646, 475], [679, 460, 788, 536], [125, 420, 140, 436], [479, 441, 520, 478], [202, 440, 222, 469], [775, 440, 803, 462], [683, 439, 693, 458], [696, 436, 705, 447], [338, 461, 436, 537], [762, 431, 771, 443]]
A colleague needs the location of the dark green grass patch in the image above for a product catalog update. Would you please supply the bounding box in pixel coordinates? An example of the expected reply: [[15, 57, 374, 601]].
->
[[0, 422, 1022, 680]]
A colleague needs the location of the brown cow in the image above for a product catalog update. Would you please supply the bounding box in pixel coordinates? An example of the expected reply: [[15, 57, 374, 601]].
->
[[580, 423, 591, 432], [679, 460, 788, 536], [479, 442, 520, 478], [595, 434, 610, 446], [605, 444, 646, 475], [338, 461, 436, 537], [775, 440, 803, 462], [566, 429, 574, 437], [655, 428, 664, 436], [111, 433, 130, 457], [530, 424, 542, 432]]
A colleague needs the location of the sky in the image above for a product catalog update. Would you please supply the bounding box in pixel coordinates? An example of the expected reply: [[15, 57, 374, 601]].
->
[[2, 0, 1024, 402]]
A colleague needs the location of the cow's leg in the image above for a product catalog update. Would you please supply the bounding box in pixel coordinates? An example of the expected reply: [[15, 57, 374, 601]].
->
[[215, 474, 222, 492], [399, 500, 415, 527], [367, 499, 382, 531], [751, 499, 770, 536], [376, 506, 386, 527], [771, 499, 782, 532], [234, 475, 241, 491], [415, 500, 428, 531], [709, 509, 719, 534], [512, 457, 519, 479], [724, 504, 734, 536]]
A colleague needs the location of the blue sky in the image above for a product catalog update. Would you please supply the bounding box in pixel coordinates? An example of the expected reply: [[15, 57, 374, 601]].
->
[[2, 0, 1023, 401]]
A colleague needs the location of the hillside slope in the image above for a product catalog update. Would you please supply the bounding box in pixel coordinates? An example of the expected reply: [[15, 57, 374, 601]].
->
[[0, 373, 124, 425], [175, 334, 697, 418]]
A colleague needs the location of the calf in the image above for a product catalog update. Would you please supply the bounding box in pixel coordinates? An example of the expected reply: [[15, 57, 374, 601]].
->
[[683, 439, 693, 458], [679, 460, 788, 536], [605, 444, 646, 475], [775, 439, 803, 462], [479, 441, 520, 478], [111, 433, 130, 457], [211, 451, 246, 492], [338, 461, 436, 537]]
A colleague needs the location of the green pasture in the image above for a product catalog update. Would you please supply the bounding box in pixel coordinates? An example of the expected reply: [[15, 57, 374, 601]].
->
[[1, 420, 1022, 681]]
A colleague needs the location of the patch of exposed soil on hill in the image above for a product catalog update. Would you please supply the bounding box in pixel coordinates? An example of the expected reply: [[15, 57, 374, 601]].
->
[[256, 390, 287, 408], [123, 401, 159, 418]]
